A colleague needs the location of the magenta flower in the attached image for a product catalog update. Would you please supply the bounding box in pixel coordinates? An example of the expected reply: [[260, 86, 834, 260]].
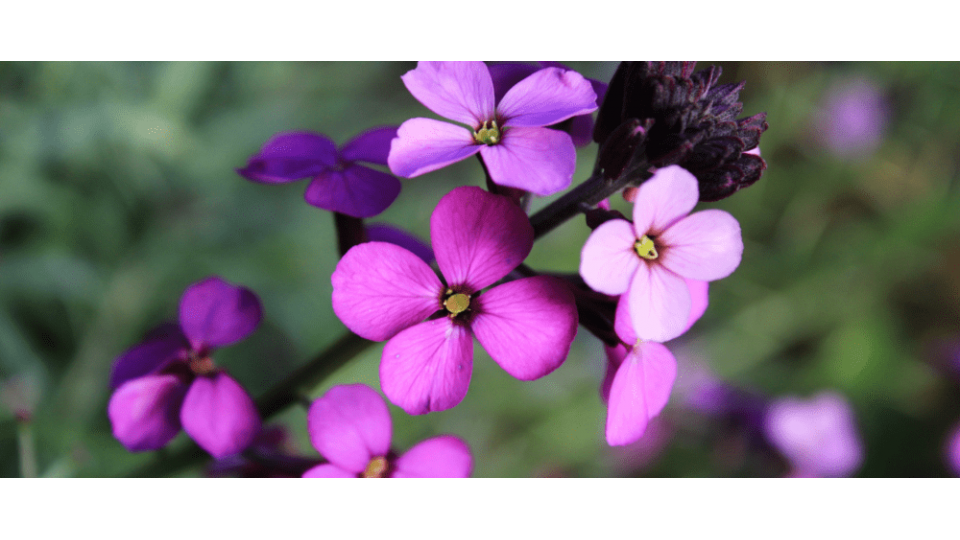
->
[[303, 384, 472, 478], [388, 61, 598, 196], [764, 392, 864, 477], [599, 279, 706, 446], [108, 277, 262, 458], [237, 127, 401, 218], [332, 186, 578, 414], [580, 165, 743, 343]]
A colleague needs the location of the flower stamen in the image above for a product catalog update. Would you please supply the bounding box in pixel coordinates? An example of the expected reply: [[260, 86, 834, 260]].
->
[[444, 293, 471, 316], [634, 235, 659, 260], [362, 456, 389, 478], [473, 120, 501, 145]]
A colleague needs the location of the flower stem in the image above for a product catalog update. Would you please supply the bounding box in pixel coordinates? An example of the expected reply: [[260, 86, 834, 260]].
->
[[334, 213, 366, 257], [17, 420, 37, 478], [125, 331, 374, 477]]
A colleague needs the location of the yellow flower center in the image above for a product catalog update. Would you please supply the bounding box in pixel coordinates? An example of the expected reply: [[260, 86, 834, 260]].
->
[[634, 235, 659, 260], [473, 120, 501, 145], [444, 293, 471, 315], [362, 456, 389, 478]]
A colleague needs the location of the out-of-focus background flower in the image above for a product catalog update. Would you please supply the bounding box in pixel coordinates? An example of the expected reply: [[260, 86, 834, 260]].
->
[[1, 62, 958, 477]]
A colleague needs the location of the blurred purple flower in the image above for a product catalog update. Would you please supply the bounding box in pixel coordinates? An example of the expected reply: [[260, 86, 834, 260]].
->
[[388, 61, 597, 195], [488, 62, 608, 147], [945, 423, 960, 476], [237, 127, 401, 218], [332, 186, 578, 415], [817, 78, 888, 159], [764, 391, 864, 477], [108, 277, 262, 459], [303, 384, 472, 478], [208, 425, 318, 478]]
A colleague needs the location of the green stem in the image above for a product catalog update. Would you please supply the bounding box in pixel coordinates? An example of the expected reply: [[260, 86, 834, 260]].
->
[[126, 331, 374, 477], [17, 421, 37, 478]]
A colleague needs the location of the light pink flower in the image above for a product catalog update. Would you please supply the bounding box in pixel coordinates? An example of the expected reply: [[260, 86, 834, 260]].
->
[[303, 384, 472, 478], [388, 61, 597, 196], [580, 165, 743, 343], [599, 279, 707, 446], [332, 186, 578, 414]]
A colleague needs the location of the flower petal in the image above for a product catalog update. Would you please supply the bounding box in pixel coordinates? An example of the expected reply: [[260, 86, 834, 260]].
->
[[179, 277, 262, 350], [365, 223, 434, 264], [580, 219, 640, 296], [684, 279, 709, 332], [339, 126, 399, 166], [331, 242, 443, 342], [606, 341, 677, 446], [401, 61, 495, 126], [480, 127, 576, 195], [627, 263, 691, 343], [302, 464, 357, 478], [303, 165, 401, 218], [306, 384, 392, 473], [616, 277, 707, 344], [180, 372, 261, 459], [236, 131, 337, 184], [391, 435, 473, 478], [631, 165, 700, 236], [658, 210, 744, 282], [471, 276, 578, 381], [109, 323, 188, 389], [108, 374, 188, 452], [380, 318, 473, 415], [431, 186, 533, 291], [387, 118, 481, 178], [498, 67, 598, 128]]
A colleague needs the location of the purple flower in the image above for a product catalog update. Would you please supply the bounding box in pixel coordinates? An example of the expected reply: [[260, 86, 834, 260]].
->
[[303, 384, 472, 478], [332, 186, 579, 414], [237, 127, 401, 218], [488, 62, 608, 147], [108, 277, 262, 458], [580, 165, 743, 343], [764, 391, 864, 477], [388, 61, 598, 196], [599, 279, 707, 446], [364, 222, 434, 264], [817, 78, 888, 159]]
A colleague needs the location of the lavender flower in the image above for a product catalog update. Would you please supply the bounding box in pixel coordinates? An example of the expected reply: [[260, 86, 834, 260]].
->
[[303, 384, 472, 478], [332, 186, 578, 414], [764, 391, 864, 477], [108, 277, 262, 458], [237, 127, 401, 218], [388, 61, 597, 195], [816, 77, 888, 159]]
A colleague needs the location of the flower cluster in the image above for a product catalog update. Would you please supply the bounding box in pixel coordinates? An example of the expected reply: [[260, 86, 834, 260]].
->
[[108, 61, 770, 477]]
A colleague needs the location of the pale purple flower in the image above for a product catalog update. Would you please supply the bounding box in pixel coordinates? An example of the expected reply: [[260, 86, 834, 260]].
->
[[302, 384, 472, 478], [332, 186, 578, 414], [599, 279, 706, 446], [580, 165, 743, 343], [108, 277, 262, 459], [488, 61, 608, 147], [388, 61, 598, 196], [817, 78, 888, 159], [764, 391, 864, 477], [237, 127, 401, 218]]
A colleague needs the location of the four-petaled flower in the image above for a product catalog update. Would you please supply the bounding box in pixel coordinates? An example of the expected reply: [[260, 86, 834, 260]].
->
[[108, 277, 262, 458], [238, 127, 401, 218], [388, 61, 598, 196], [580, 165, 743, 343], [332, 186, 579, 414], [303, 384, 472, 478]]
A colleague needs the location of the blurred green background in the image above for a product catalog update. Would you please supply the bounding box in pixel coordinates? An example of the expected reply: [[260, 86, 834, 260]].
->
[[1, 62, 958, 477]]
